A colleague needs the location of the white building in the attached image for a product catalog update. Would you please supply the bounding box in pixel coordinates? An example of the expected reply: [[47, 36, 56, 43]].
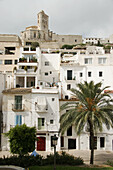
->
[[2, 45, 113, 151], [2, 87, 60, 151]]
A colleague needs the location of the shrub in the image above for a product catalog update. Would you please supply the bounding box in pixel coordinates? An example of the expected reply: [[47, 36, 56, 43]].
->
[[61, 44, 76, 49], [24, 66, 28, 71], [0, 155, 42, 168], [107, 160, 113, 166], [0, 152, 84, 168], [34, 66, 37, 72], [43, 151, 84, 166]]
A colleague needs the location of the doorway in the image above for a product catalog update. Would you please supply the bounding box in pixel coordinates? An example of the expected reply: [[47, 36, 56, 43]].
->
[[37, 137, 46, 151], [68, 139, 76, 149]]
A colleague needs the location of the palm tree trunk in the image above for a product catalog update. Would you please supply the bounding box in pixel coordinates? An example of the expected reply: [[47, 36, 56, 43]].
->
[[88, 119, 94, 164], [90, 133, 94, 164]]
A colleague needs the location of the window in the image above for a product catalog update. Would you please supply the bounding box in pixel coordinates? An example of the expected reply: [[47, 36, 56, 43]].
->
[[85, 58, 92, 64], [5, 60, 12, 65], [45, 72, 48, 76], [45, 61, 49, 66], [99, 71, 103, 77], [0, 60, 2, 64], [51, 136, 55, 147], [15, 96, 22, 110], [67, 126, 72, 136], [100, 137, 105, 148], [67, 70, 72, 80], [52, 98, 55, 101], [26, 42, 32, 46], [75, 39, 77, 42], [62, 38, 64, 42], [15, 60, 18, 64], [34, 32, 36, 38], [50, 120, 54, 124], [88, 71, 91, 77], [61, 136, 64, 147], [80, 72, 83, 77], [40, 82, 43, 85], [5, 47, 15, 55], [38, 118, 45, 130], [65, 95, 69, 99], [67, 84, 71, 90], [98, 58, 106, 64], [15, 115, 22, 125], [50, 71, 52, 74]]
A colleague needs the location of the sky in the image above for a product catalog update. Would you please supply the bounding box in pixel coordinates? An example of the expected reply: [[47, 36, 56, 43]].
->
[[0, 0, 113, 38]]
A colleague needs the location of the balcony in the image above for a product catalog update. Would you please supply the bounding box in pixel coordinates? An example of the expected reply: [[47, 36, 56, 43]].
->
[[19, 57, 37, 63], [38, 125, 46, 130], [64, 76, 76, 83], [16, 69, 37, 74], [12, 104, 25, 112]]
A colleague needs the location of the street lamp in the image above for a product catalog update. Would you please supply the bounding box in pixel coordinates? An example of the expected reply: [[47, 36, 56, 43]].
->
[[52, 134, 58, 170]]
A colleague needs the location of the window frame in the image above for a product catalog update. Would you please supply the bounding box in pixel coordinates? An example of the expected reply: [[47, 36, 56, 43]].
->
[[45, 61, 49, 66], [84, 58, 92, 64], [88, 71, 92, 77], [5, 60, 12, 65]]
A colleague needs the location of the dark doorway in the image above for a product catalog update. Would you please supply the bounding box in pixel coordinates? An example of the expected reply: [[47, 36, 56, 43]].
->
[[68, 139, 76, 149], [67, 70, 72, 80]]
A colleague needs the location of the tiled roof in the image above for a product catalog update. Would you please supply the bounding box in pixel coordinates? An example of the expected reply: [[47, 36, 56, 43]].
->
[[2, 88, 31, 94]]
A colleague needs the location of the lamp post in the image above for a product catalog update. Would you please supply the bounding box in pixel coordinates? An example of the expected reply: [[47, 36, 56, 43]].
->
[[52, 134, 58, 170]]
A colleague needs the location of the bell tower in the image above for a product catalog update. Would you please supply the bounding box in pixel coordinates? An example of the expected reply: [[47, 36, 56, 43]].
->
[[37, 10, 49, 32]]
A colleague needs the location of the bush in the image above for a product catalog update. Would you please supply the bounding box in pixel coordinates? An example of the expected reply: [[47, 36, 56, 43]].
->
[[107, 160, 113, 166], [43, 151, 84, 166], [0, 151, 84, 168], [0, 155, 42, 168], [61, 44, 76, 49]]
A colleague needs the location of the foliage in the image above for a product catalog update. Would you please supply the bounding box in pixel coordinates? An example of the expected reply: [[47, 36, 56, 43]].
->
[[107, 160, 113, 167], [0, 152, 83, 168], [61, 44, 76, 49], [34, 66, 37, 72], [31, 42, 39, 50], [30, 57, 37, 62], [13, 67, 17, 73], [43, 151, 84, 166], [24, 66, 28, 71], [0, 155, 42, 168], [96, 41, 104, 47], [60, 81, 113, 164], [5, 124, 37, 156]]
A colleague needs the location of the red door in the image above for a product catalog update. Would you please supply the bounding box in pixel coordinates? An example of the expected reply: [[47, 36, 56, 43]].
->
[[37, 137, 46, 151]]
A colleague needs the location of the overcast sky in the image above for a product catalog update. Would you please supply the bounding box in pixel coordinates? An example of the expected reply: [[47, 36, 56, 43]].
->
[[0, 0, 113, 38]]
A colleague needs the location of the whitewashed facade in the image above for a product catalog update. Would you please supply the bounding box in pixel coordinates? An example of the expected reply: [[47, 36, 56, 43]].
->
[[2, 88, 60, 151], [2, 45, 113, 151]]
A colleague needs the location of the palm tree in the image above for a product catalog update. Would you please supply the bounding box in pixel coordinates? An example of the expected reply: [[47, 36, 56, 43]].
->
[[60, 81, 113, 164]]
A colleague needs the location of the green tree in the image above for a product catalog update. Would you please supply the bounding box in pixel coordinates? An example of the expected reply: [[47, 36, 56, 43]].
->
[[5, 124, 37, 156], [60, 81, 113, 164], [31, 42, 39, 50]]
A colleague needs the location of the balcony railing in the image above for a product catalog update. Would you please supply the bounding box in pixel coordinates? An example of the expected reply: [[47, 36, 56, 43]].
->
[[12, 104, 25, 112], [38, 126, 46, 130]]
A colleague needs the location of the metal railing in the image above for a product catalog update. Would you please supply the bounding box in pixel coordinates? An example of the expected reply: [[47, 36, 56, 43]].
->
[[12, 104, 25, 111]]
